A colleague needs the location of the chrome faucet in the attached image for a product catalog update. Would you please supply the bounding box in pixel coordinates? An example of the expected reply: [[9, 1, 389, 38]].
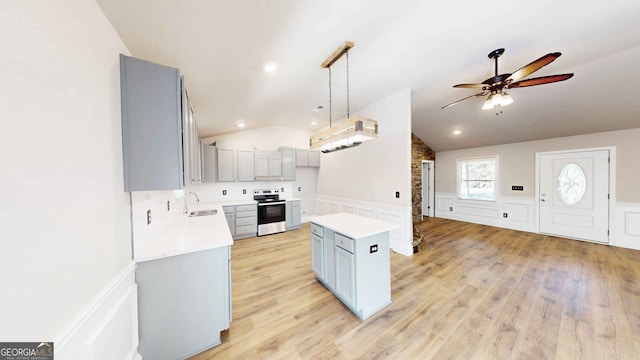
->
[[184, 192, 200, 214]]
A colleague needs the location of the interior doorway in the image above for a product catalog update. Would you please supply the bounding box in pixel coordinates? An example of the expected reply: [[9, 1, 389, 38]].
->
[[421, 160, 435, 219]]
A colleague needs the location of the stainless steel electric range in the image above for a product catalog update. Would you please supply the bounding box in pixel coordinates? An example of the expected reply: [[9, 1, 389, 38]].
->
[[253, 189, 286, 236]]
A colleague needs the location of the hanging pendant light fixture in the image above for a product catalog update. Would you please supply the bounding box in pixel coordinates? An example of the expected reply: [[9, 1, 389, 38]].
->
[[310, 41, 378, 153]]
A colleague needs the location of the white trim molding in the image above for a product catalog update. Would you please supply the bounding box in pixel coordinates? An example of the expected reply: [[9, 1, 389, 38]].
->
[[54, 262, 140, 360], [436, 191, 640, 251], [613, 202, 640, 250], [435, 192, 536, 233], [316, 195, 413, 256]]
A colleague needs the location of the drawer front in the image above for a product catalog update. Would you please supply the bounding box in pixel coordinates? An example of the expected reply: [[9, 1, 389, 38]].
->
[[223, 206, 234, 214], [335, 233, 354, 253], [235, 216, 256, 226], [236, 224, 257, 235], [235, 210, 257, 218], [311, 223, 324, 237], [236, 204, 256, 212]]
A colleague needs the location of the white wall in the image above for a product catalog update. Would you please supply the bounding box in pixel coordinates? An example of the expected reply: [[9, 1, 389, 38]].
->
[[0, 0, 133, 346], [435, 128, 640, 250], [436, 128, 640, 202], [316, 89, 413, 255]]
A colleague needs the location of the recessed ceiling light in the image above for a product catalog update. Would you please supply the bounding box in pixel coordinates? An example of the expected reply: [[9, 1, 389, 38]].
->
[[237, 123, 246, 128], [263, 62, 278, 73], [311, 121, 317, 125], [453, 130, 462, 135]]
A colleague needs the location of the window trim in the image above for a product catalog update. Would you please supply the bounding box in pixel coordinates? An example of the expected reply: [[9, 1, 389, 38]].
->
[[456, 156, 499, 202]]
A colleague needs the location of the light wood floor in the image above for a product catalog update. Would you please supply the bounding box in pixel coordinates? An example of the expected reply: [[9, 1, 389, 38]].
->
[[191, 218, 640, 359]]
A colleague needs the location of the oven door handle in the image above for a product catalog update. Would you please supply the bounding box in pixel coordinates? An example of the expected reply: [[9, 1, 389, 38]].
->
[[257, 201, 286, 206]]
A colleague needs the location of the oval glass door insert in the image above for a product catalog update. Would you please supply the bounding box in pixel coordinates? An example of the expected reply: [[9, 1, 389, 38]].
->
[[557, 163, 586, 205]]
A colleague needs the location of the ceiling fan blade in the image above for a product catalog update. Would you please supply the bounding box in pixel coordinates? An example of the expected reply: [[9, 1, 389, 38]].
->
[[453, 83, 487, 89], [441, 92, 486, 109], [507, 52, 561, 83], [508, 73, 574, 88]]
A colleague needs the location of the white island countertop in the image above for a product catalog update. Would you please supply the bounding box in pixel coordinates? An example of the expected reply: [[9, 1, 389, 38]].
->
[[135, 203, 233, 263], [310, 213, 399, 239]]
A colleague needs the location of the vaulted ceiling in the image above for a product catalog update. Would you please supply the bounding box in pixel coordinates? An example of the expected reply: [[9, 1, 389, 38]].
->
[[96, 0, 640, 152]]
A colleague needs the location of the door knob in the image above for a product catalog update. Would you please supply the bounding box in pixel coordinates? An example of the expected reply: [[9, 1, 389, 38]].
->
[[541, 199, 546, 202]]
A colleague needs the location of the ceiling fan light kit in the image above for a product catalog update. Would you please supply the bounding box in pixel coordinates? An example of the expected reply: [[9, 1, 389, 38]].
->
[[310, 41, 379, 153], [442, 48, 574, 114]]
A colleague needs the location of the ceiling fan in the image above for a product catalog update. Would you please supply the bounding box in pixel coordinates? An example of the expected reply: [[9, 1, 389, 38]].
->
[[442, 48, 574, 113]]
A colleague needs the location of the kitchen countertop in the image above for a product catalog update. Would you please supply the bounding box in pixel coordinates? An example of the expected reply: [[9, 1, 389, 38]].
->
[[310, 213, 399, 239], [219, 200, 258, 206], [135, 203, 233, 263]]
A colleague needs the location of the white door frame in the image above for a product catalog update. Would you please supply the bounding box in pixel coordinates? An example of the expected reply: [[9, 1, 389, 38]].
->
[[421, 160, 435, 219], [534, 146, 616, 243]]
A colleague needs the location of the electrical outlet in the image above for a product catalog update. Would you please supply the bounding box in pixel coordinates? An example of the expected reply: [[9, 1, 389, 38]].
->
[[395, 191, 400, 198], [370, 244, 378, 253], [298, 186, 301, 192], [146, 210, 152, 225], [242, 189, 246, 194], [281, 187, 284, 192], [503, 213, 508, 218], [223, 190, 227, 195], [449, 207, 453, 212], [167, 201, 170, 211]]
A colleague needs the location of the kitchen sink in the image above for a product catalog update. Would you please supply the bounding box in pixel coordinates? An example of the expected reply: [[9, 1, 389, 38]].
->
[[188, 209, 217, 217]]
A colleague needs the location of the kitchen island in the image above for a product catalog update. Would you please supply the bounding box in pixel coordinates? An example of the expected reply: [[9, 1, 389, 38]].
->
[[135, 203, 232, 360], [310, 213, 398, 320]]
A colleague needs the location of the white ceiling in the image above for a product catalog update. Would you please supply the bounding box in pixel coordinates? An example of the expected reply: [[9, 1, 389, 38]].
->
[[96, 0, 640, 152]]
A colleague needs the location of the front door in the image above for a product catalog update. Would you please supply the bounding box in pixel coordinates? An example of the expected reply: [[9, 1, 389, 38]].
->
[[539, 150, 609, 243]]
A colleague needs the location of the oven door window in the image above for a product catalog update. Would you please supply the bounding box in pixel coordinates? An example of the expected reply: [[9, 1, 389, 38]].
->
[[258, 203, 286, 224]]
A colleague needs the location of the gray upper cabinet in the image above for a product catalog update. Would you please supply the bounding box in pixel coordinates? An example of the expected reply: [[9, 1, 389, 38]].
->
[[296, 148, 308, 166], [216, 148, 254, 182], [308, 150, 321, 167], [217, 148, 235, 182], [295, 148, 320, 168], [280, 147, 296, 181], [202, 145, 217, 183], [120, 54, 200, 191], [255, 150, 282, 179], [237, 149, 255, 182], [120, 54, 183, 191]]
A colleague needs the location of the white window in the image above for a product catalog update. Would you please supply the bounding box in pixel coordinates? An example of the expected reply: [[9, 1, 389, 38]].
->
[[457, 157, 498, 201]]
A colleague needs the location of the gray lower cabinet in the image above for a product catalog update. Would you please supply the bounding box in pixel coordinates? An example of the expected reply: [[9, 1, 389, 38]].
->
[[285, 200, 301, 230], [136, 246, 231, 360], [223, 206, 235, 237], [223, 204, 257, 239], [310, 222, 390, 320]]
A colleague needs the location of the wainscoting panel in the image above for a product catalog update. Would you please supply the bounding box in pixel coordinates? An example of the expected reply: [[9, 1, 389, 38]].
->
[[435, 193, 537, 233], [504, 201, 530, 223], [316, 195, 413, 256], [614, 203, 640, 250], [437, 192, 639, 251], [55, 263, 140, 360], [457, 203, 500, 219]]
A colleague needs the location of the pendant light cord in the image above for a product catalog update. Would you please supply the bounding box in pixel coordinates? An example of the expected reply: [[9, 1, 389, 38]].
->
[[346, 50, 350, 119], [329, 67, 332, 128]]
